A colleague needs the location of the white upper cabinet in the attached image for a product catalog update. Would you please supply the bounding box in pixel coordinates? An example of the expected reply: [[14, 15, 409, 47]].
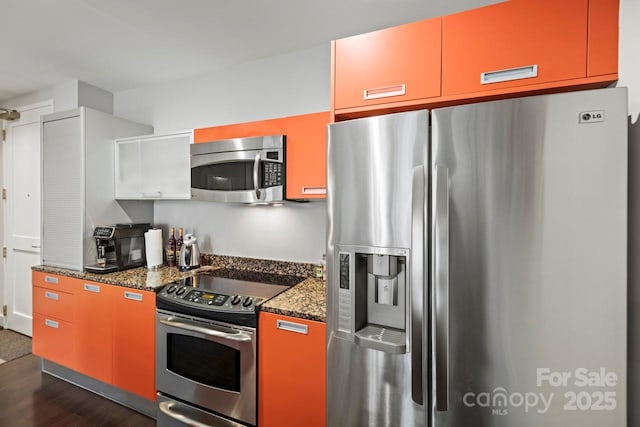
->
[[115, 131, 192, 200]]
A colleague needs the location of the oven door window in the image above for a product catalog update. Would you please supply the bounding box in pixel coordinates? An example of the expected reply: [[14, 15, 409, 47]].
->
[[167, 333, 240, 392]]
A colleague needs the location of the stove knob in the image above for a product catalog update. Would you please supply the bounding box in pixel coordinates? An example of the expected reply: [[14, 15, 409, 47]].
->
[[242, 297, 253, 307], [176, 287, 186, 296], [231, 295, 242, 305], [166, 285, 176, 294]]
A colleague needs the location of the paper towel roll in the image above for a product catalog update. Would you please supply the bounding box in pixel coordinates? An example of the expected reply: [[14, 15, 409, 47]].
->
[[144, 229, 163, 269]]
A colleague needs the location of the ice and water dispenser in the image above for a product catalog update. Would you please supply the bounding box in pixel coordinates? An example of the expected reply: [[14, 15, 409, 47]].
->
[[337, 249, 408, 354]]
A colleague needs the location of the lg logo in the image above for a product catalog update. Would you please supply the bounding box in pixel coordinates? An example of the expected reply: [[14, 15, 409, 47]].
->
[[579, 110, 605, 123], [580, 110, 604, 123]]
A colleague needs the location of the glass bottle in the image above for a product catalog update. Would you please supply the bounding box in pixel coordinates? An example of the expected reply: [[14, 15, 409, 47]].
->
[[176, 228, 184, 260], [167, 226, 176, 267]]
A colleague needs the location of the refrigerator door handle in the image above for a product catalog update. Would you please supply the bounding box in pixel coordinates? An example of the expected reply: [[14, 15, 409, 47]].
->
[[433, 164, 450, 411], [410, 165, 426, 405]]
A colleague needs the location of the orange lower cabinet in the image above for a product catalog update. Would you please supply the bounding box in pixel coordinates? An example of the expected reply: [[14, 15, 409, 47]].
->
[[75, 280, 114, 383], [32, 313, 75, 368], [32, 273, 76, 369], [33, 285, 74, 323], [32, 270, 78, 294], [258, 312, 326, 427], [285, 112, 329, 200], [112, 288, 156, 401]]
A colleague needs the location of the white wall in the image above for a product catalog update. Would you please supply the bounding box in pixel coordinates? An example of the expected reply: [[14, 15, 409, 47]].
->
[[1, 80, 76, 113], [0, 80, 114, 115], [114, 45, 331, 263], [618, 0, 640, 424], [115, 44, 330, 134]]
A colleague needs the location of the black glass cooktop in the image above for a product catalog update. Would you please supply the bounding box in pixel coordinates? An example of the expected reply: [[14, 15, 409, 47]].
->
[[156, 268, 305, 326]]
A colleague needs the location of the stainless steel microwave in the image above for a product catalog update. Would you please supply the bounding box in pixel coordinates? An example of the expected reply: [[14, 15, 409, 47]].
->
[[190, 135, 285, 203]]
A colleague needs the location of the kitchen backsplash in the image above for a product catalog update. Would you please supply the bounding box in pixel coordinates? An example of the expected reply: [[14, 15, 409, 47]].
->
[[153, 200, 327, 264], [201, 253, 317, 278]]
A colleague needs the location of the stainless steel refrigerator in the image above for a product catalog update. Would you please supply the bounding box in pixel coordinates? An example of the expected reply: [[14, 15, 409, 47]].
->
[[326, 87, 627, 427]]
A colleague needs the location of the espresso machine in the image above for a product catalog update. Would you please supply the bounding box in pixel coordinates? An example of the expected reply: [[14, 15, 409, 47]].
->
[[85, 223, 151, 273]]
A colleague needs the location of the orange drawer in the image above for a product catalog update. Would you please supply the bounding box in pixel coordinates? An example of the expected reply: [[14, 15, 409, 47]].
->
[[32, 313, 75, 368], [32, 271, 77, 294], [33, 286, 74, 322]]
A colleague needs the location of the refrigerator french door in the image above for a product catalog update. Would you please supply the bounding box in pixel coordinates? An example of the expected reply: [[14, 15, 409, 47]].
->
[[326, 87, 627, 427]]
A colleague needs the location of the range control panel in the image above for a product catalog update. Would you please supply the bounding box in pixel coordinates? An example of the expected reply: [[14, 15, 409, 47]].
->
[[158, 284, 262, 313]]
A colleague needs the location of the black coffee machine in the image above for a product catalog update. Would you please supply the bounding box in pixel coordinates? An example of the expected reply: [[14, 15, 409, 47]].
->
[[85, 223, 151, 273]]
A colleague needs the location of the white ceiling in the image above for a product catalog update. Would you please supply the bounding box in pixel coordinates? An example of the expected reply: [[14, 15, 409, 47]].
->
[[0, 0, 500, 102]]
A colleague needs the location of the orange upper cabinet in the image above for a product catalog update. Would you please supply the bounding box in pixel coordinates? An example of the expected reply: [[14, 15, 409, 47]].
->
[[286, 112, 329, 199], [588, 0, 619, 77], [442, 0, 589, 97], [333, 17, 442, 112], [194, 117, 287, 143]]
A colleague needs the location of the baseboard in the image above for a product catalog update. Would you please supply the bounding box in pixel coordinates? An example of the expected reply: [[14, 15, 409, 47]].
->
[[41, 358, 156, 419]]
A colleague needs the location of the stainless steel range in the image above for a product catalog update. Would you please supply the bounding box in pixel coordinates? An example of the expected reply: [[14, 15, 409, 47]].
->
[[155, 269, 300, 427]]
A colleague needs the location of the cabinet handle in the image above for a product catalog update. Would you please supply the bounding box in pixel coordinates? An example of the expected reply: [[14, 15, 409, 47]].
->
[[124, 291, 143, 301], [363, 84, 406, 100], [276, 319, 308, 335], [45, 319, 59, 329], [83, 283, 101, 293], [481, 64, 538, 85], [44, 291, 59, 300], [44, 276, 59, 284], [301, 187, 326, 195], [142, 191, 162, 198]]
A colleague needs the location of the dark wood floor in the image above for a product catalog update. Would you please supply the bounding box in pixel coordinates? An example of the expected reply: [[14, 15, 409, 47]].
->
[[0, 354, 155, 426]]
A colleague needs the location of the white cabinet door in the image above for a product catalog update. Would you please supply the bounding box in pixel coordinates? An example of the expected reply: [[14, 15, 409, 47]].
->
[[115, 131, 192, 199], [115, 140, 142, 198]]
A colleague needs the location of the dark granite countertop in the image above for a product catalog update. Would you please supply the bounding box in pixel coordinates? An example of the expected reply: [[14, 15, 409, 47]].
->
[[32, 258, 327, 322], [32, 264, 219, 291], [260, 277, 326, 322]]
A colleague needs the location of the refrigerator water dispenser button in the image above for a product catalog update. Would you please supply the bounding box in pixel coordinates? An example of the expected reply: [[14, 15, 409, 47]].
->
[[376, 277, 398, 305]]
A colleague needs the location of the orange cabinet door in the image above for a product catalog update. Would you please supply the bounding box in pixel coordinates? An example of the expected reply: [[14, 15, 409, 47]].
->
[[33, 286, 74, 322], [285, 112, 329, 200], [334, 17, 442, 111], [75, 280, 114, 383], [587, 0, 619, 77], [258, 312, 326, 427], [32, 271, 77, 294], [112, 288, 156, 401], [32, 313, 75, 368], [194, 118, 287, 143], [442, 0, 589, 96]]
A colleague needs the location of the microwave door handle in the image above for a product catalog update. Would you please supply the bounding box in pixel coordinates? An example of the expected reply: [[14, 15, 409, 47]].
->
[[253, 153, 262, 199]]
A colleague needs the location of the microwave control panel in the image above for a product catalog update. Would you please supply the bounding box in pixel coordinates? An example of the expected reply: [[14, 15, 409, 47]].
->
[[263, 161, 282, 187]]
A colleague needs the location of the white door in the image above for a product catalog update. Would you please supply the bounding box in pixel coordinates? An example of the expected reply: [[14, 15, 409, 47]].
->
[[4, 101, 52, 336]]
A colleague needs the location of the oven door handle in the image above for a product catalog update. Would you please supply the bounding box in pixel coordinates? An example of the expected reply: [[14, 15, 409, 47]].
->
[[159, 317, 252, 342], [159, 400, 245, 427]]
